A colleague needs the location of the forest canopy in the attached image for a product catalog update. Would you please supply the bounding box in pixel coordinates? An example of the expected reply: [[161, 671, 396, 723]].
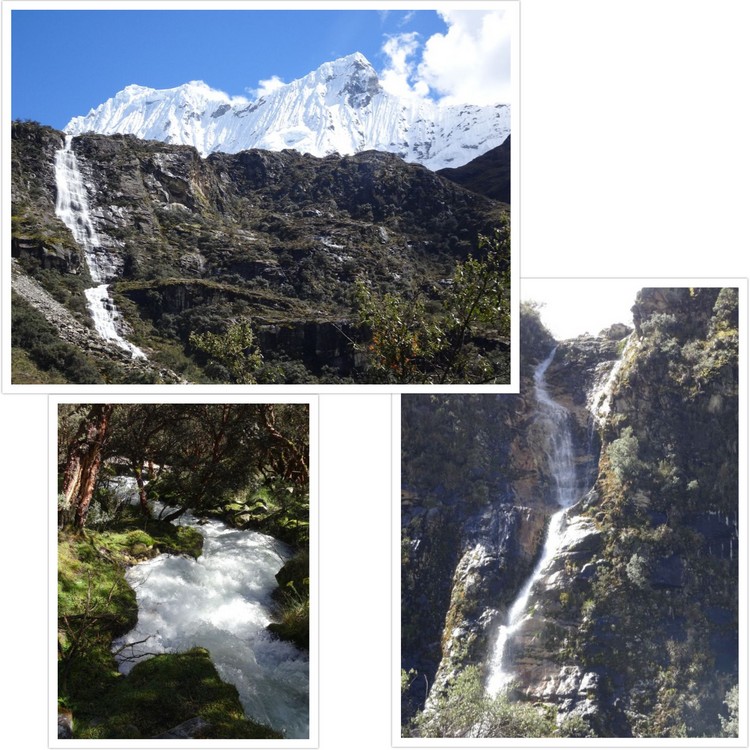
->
[[58, 402, 309, 537]]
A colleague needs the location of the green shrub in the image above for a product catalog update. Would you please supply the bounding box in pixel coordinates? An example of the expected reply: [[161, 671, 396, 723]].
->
[[12, 294, 103, 383], [719, 685, 739, 737], [607, 426, 646, 485], [412, 666, 560, 738]]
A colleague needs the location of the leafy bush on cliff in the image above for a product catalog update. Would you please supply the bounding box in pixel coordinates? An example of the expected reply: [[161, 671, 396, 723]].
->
[[607, 426, 645, 485], [519, 300, 555, 367], [409, 666, 592, 738], [355, 227, 510, 384], [189, 320, 263, 384], [718, 685, 739, 737], [11, 294, 103, 383]]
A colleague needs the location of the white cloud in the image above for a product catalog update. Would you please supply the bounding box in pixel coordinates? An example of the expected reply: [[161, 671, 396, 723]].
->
[[379, 32, 430, 101], [247, 75, 286, 100], [399, 11, 416, 27], [380, 10, 512, 106]]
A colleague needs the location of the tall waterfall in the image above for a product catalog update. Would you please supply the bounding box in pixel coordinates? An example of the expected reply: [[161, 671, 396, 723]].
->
[[486, 347, 580, 695], [54, 135, 146, 359], [112, 507, 309, 739]]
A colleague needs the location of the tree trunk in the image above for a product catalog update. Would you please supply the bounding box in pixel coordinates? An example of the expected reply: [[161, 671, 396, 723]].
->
[[61, 404, 114, 529], [133, 463, 151, 517], [261, 404, 309, 485]]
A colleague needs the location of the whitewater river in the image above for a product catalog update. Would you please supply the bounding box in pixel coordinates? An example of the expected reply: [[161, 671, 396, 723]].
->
[[112, 509, 309, 739]]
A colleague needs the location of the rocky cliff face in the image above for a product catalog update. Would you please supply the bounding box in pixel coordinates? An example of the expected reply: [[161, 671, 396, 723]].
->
[[401, 391, 550, 720], [437, 137, 511, 203], [401, 307, 587, 721], [11, 121, 507, 383], [401, 288, 739, 738]]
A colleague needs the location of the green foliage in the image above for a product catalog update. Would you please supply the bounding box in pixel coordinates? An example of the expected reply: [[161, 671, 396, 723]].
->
[[230, 480, 310, 548], [625, 551, 651, 588], [355, 279, 437, 382], [76, 649, 281, 739], [58, 526, 150, 715], [11, 294, 104, 383], [79, 403, 310, 522], [401, 668, 418, 695], [189, 320, 263, 384], [519, 300, 556, 366], [607, 426, 645, 485], [411, 666, 583, 738], [268, 577, 309, 650], [355, 225, 511, 384], [710, 288, 739, 333], [411, 666, 485, 737], [718, 684, 739, 737]]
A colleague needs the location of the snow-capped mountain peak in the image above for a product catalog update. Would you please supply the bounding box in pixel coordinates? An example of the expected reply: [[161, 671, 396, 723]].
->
[[66, 53, 509, 170]]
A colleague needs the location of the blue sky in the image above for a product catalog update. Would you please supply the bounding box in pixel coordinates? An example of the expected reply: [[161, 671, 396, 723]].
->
[[11, 6, 511, 129]]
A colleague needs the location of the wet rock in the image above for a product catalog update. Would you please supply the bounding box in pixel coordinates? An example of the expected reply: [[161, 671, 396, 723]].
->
[[58, 710, 73, 739], [153, 717, 210, 739]]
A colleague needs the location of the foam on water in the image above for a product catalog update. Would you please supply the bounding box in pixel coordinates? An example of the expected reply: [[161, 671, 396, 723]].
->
[[113, 512, 309, 738]]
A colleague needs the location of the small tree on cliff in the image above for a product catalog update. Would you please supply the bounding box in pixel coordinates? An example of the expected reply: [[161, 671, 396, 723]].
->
[[189, 320, 263, 384], [355, 225, 510, 384]]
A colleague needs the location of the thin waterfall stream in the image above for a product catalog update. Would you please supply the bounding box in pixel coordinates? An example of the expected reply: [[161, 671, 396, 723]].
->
[[54, 135, 146, 359], [486, 347, 580, 695], [111, 493, 309, 739]]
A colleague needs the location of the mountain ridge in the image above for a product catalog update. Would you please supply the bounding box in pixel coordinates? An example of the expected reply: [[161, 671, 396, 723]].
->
[[66, 52, 510, 170]]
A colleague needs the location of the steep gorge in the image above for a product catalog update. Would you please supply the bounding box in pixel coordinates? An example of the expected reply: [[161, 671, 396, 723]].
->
[[401, 288, 739, 738]]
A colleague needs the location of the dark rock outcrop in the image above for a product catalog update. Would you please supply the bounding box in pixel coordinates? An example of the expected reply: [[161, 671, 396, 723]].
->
[[438, 136, 511, 203]]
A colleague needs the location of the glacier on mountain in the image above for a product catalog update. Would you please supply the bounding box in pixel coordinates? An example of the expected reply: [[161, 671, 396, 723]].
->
[[66, 52, 509, 171]]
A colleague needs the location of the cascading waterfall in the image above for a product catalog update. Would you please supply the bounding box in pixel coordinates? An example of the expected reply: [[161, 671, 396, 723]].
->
[[486, 347, 580, 695], [54, 135, 146, 359], [112, 503, 309, 739]]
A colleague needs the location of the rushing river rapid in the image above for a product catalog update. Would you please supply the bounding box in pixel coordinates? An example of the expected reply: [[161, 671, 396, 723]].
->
[[112, 508, 309, 738]]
